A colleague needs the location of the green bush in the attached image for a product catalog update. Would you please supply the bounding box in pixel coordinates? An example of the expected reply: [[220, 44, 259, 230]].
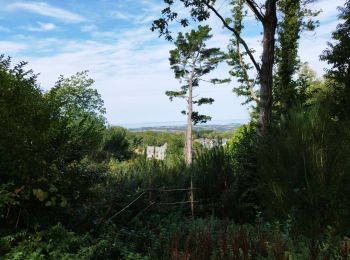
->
[[99, 127, 132, 161], [0, 223, 147, 259]]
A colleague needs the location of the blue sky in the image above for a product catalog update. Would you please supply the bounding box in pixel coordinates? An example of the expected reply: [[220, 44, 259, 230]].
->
[[0, 0, 345, 126]]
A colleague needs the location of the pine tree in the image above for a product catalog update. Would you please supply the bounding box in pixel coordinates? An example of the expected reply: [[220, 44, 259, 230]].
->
[[166, 25, 225, 165]]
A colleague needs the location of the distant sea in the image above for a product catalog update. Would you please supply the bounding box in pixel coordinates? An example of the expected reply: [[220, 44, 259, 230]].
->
[[117, 119, 249, 129]]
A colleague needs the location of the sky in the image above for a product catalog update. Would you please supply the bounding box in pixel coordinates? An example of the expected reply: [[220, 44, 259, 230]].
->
[[0, 0, 346, 126]]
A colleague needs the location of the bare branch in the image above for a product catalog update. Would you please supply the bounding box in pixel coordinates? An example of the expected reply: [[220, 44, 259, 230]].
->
[[204, 2, 261, 74], [245, 0, 265, 22], [236, 38, 260, 104]]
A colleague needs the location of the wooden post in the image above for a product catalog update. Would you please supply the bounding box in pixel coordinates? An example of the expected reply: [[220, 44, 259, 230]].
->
[[190, 177, 194, 217]]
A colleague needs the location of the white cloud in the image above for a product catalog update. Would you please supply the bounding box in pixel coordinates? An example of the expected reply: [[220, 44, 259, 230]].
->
[[23, 22, 56, 32], [298, 0, 346, 75], [7, 0, 344, 125], [112, 11, 129, 21], [109, 0, 164, 25], [8, 2, 85, 23], [110, 10, 158, 25], [315, 0, 345, 21], [0, 26, 10, 32], [81, 24, 97, 32], [0, 41, 27, 54], [13, 20, 249, 124]]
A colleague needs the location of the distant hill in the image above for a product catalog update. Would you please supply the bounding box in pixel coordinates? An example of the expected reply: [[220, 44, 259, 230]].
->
[[128, 123, 242, 132]]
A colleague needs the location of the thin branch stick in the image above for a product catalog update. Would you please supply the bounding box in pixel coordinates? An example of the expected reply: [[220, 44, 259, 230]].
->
[[204, 2, 261, 74], [157, 201, 199, 205], [15, 207, 22, 229], [6, 205, 11, 219], [199, 78, 213, 83]]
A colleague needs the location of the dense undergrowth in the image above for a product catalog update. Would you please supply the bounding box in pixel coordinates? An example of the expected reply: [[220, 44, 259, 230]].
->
[[2, 216, 350, 259], [1, 114, 350, 259]]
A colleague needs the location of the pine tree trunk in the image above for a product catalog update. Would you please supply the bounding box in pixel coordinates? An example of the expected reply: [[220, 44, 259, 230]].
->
[[186, 76, 194, 217], [259, 0, 278, 135], [186, 79, 193, 165]]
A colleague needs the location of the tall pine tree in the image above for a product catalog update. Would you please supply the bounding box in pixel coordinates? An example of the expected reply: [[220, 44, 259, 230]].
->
[[166, 25, 225, 165]]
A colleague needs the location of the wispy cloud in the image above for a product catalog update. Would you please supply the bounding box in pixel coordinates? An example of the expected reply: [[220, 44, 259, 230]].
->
[[112, 11, 129, 21], [0, 26, 10, 32], [5, 0, 344, 125], [8, 2, 85, 23], [0, 41, 27, 54], [23, 22, 56, 32], [10, 18, 246, 124], [316, 0, 345, 21], [110, 10, 158, 25], [81, 24, 97, 33], [109, 0, 163, 25]]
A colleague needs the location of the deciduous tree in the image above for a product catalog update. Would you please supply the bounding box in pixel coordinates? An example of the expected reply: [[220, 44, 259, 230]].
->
[[321, 0, 350, 119], [46, 71, 106, 162], [274, 0, 319, 115]]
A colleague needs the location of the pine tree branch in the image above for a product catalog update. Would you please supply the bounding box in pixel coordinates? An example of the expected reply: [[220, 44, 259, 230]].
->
[[204, 2, 262, 75]]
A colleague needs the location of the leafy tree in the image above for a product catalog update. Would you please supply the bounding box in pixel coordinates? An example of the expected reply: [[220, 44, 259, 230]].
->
[[165, 25, 224, 165], [274, 0, 301, 112], [294, 63, 324, 106], [46, 71, 106, 162], [0, 55, 54, 182], [0, 56, 68, 229], [273, 0, 319, 116], [101, 127, 132, 161], [321, 0, 350, 119]]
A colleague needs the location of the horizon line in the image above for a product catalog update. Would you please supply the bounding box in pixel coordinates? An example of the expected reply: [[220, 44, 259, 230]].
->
[[112, 118, 249, 128]]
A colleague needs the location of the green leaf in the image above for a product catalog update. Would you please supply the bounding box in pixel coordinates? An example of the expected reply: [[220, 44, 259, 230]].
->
[[33, 189, 48, 202]]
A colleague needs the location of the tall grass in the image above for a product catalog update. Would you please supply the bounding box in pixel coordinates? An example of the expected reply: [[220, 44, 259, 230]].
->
[[260, 102, 350, 235]]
